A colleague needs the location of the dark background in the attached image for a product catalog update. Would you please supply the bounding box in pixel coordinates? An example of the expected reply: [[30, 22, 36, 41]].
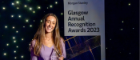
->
[[0, 0, 139, 60]]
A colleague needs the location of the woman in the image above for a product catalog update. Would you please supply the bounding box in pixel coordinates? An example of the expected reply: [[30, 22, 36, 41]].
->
[[29, 13, 66, 60]]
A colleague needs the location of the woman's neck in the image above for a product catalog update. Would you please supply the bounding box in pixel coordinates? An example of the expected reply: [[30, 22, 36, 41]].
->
[[45, 32, 53, 40]]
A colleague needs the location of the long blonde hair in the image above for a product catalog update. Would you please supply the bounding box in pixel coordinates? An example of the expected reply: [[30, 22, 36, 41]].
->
[[31, 13, 62, 56]]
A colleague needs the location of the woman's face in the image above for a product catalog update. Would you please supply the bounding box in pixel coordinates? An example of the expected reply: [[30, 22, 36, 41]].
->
[[45, 16, 56, 33]]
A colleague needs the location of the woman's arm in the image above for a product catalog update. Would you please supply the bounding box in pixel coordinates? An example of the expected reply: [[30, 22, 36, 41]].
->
[[60, 37, 66, 58], [30, 40, 38, 60]]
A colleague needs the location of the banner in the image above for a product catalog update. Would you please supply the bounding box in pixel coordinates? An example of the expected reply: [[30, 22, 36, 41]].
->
[[64, 0, 105, 60]]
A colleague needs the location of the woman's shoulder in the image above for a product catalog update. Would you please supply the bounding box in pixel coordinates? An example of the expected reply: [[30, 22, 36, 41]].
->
[[31, 39, 37, 47], [60, 37, 65, 43], [29, 39, 36, 51], [60, 37, 63, 40]]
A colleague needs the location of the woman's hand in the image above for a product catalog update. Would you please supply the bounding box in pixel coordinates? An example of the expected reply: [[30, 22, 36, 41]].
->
[[58, 56, 64, 60]]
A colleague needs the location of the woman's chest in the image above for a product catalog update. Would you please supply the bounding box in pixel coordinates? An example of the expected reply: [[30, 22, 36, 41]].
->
[[40, 46, 53, 57], [39, 46, 58, 60]]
